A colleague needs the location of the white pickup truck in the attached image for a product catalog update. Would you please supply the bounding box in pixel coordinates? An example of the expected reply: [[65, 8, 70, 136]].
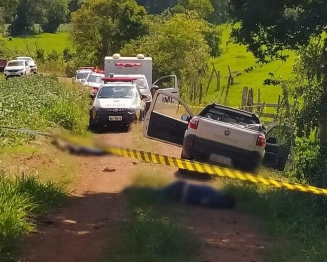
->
[[143, 91, 292, 174]]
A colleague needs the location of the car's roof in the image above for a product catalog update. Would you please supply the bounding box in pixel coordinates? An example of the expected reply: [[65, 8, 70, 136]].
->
[[102, 83, 135, 87], [87, 72, 104, 76], [77, 69, 92, 72], [16, 56, 33, 59], [8, 59, 26, 62], [112, 74, 146, 78]]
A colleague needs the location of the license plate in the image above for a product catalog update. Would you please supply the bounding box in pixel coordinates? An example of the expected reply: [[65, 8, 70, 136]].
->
[[109, 116, 122, 121], [209, 154, 232, 166]]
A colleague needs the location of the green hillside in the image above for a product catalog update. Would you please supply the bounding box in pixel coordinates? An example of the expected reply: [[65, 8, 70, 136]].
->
[[206, 25, 295, 107]]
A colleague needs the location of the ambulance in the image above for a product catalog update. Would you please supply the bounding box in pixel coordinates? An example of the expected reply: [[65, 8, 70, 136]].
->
[[104, 53, 180, 112]]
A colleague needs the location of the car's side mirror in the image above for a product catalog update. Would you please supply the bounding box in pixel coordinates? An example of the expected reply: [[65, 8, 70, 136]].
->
[[266, 137, 277, 144], [150, 85, 159, 96], [181, 114, 190, 122], [151, 85, 159, 89]]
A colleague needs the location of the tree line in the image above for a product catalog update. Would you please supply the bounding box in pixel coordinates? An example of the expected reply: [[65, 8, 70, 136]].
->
[[0, 0, 229, 35]]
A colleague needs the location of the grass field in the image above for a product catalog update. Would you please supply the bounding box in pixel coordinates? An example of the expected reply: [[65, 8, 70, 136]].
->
[[1, 24, 72, 54], [205, 24, 296, 108], [1, 33, 72, 54]]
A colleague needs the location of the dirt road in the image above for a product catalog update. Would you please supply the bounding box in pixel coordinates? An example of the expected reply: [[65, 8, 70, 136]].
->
[[18, 124, 268, 262]]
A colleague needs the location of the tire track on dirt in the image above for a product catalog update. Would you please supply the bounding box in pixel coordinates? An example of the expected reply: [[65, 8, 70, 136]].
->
[[19, 130, 136, 262]]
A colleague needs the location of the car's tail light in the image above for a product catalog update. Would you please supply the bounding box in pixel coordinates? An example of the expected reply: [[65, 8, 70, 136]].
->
[[92, 87, 98, 93], [189, 117, 199, 130], [256, 133, 266, 147]]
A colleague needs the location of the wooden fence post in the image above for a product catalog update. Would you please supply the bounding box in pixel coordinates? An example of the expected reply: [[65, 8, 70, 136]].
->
[[241, 86, 248, 109], [217, 70, 220, 91], [247, 88, 254, 112], [257, 88, 261, 111]]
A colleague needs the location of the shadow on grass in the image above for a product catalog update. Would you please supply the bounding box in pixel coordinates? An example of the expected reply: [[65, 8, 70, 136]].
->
[[101, 186, 203, 262], [223, 180, 327, 262]]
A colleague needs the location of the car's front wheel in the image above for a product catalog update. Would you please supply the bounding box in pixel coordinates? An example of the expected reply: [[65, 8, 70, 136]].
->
[[88, 116, 98, 132]]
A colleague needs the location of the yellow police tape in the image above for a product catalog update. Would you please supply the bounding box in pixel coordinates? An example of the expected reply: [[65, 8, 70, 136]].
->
[[55, 135, 327, 196]]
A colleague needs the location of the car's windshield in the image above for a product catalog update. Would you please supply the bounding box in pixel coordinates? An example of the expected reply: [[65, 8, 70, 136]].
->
[[86, 74, 103, 83], [7, 61, 24, 67], [76, 72, 90, 79], [202, 107, 259, 125], [97, 86, 136, 99]]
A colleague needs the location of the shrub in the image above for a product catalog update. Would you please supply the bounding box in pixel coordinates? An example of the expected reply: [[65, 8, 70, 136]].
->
[[0, 171, 66, 255]]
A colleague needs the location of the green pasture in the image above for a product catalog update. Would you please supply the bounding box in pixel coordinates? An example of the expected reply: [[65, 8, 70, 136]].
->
[[1, 24, 72, 54], [205, 24, 296, 107]]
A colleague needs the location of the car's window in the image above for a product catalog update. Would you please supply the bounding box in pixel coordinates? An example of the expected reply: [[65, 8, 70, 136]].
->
[[25, 61, 28, 66], [76, 72, 90, 79], [7, 61, 24, 67], [201, 107, 259, 125], [86, 74, 104, 83], [97, 86, 135, 99], [134, 77, 148, 89]]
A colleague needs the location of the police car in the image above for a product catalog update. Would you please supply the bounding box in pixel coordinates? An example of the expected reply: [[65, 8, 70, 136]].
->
[[83, 69, 105, 95], [73, 67, 94, 83], [88, 77, 147, 130]]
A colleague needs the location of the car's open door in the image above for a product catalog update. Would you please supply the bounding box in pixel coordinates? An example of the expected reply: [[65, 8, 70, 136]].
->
[[143, 90, 194, 147], [262, 125, 293, 171], [150, 75, 179, 102]]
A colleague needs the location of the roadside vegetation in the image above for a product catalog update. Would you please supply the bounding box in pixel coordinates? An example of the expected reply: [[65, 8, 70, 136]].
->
[[0, 172, 67, 261], [0, 74, 89, 259], [0, 74, 89, 147], [1, 0, 327, 261]]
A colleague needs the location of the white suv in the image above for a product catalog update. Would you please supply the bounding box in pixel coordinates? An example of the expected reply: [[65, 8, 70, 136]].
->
[[15, 56, 37, 74], [4, 60, 31, 79]]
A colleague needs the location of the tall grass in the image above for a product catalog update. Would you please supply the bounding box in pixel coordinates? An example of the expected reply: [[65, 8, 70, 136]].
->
[[0, 170, 66, 259], [0, 74, 90, 147]]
